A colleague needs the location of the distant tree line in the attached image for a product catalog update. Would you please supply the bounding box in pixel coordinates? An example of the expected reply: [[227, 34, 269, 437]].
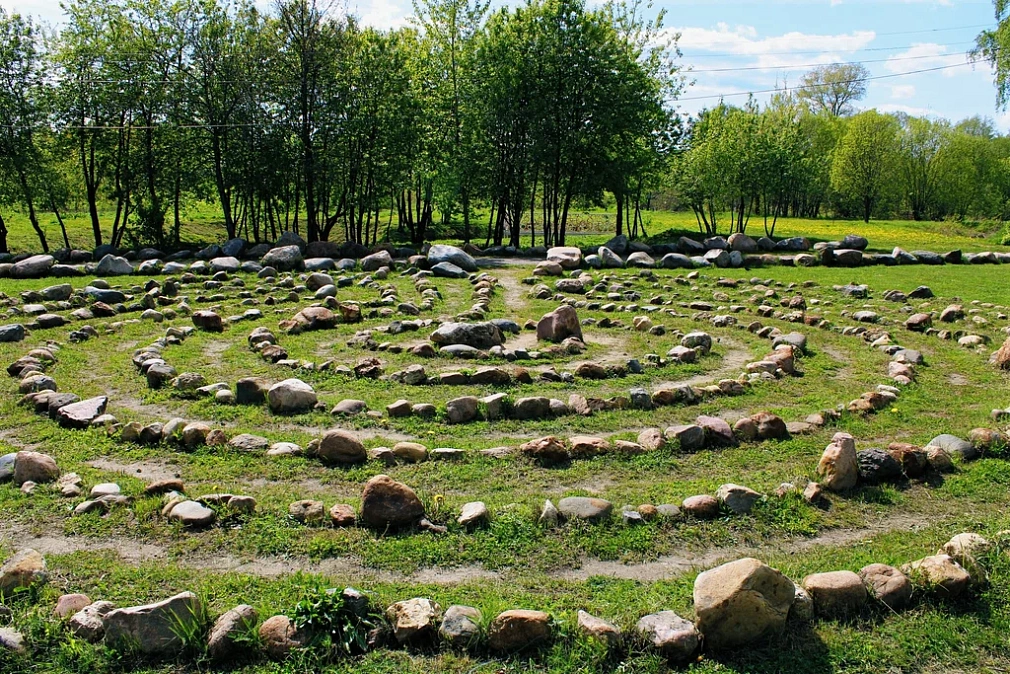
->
[[0, 0, 682, 253], [670, 85, 1010, 236]]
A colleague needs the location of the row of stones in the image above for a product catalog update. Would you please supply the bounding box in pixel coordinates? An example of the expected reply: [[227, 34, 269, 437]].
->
[[0, 528, 992, 664]]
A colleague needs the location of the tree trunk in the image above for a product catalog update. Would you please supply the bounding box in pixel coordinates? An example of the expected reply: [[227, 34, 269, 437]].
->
[[0, 211, 8, 253], [17, 168, 47, 253], [50, 194, 70, 249], [615, 190, 623, 237]]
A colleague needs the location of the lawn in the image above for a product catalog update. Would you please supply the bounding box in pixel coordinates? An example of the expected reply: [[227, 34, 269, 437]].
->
[[1, 247, 1010, 673]]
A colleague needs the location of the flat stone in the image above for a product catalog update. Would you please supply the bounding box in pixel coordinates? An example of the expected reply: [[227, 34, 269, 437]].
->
[[801, 571, 867, 618], [103, 592, 202, 655], [636, 611, 700, 663], [558, 496, 612, 523], [168, 500, 216, 527]]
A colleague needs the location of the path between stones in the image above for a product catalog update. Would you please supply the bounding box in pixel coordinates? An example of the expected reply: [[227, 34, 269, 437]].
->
[[0, 513, 932, 585]]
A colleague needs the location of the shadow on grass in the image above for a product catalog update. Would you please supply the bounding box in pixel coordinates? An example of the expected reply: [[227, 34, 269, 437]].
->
[[702, 623, 833, 674]]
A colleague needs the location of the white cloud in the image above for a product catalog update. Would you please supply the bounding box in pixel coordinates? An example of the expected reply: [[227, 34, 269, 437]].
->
[[891, 84, 916, 100], [875, 103, 938, 117], [352, 0, 412, 28], [668, 24, 876, 71], [885, 43, 968, 78]]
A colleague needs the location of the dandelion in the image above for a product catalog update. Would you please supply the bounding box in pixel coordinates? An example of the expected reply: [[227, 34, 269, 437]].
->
[[891, 407, 899, 413]]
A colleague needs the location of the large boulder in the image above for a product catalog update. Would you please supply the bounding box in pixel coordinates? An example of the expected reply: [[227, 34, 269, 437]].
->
[[359, 474, 425, 529], [693, 557, 795, 649], [103, 592, 203, 655], [901, 554, 971, 598], [547, 246, 582, 269], [259, 615, 306, 659], [96, 254, 134, 276], [361, 250, 392, 271], [11, 254, 54, 278], [318, 430, 367, 464], [817, 432, 859, 491], [536, 305, 582, 343], [430, 322, 504, 349], [261, 245, 304, 272], [267, 379, 317, 414], [558, 496, 612, 523], [440, 605, 482, 648], [428, 244, 477, 272]]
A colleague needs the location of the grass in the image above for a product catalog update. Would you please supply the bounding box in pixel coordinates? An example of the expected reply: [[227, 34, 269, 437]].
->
[[2, 245, 1010, 672], [1, 200, 1005, 255]]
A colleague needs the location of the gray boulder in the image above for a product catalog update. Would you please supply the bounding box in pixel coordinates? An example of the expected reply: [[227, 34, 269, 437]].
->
[[261, 245, 304, 272], [96, 254, 133, 276], [103, 592, 203, 655], [428, 244, 477, 272]]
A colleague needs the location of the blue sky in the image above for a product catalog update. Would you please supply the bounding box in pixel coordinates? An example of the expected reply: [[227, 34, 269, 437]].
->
[[5, 0, 1006, 129]]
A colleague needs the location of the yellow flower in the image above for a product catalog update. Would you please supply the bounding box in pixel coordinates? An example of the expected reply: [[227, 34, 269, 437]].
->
[[891, 407, 899, 413]]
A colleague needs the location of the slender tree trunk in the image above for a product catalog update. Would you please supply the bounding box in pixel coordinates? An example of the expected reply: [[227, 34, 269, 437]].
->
[[0, 212, 8, 253], [615, 190, 623, 237], [50, 195, 70, 249], [81, 132, 102, 247], [17, 168, 47, 253]]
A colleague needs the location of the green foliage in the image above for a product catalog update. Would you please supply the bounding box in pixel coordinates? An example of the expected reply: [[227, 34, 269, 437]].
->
[[292, 587, 380, 657]]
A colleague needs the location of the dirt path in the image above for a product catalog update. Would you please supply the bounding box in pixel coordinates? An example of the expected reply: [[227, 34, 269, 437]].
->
[[1, 514, 932, 585]]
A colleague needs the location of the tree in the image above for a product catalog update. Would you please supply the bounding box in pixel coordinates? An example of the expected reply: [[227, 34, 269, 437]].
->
[[830, 110, 899, 222], [896, 115, 949, 221], [0, 9, 50, 252], [412, 0, 488, 242], [797, 63, 869, 117], [973, 2, 1010, 109]]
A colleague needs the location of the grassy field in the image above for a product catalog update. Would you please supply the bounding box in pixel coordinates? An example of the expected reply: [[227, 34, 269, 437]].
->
[[2, 202, 1005, 255], [2, 252, 1010, 672]]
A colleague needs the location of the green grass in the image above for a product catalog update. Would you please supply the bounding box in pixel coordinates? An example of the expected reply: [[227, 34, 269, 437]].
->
[[2, 200, 1004, 255], [2, 252, 1010, 672]]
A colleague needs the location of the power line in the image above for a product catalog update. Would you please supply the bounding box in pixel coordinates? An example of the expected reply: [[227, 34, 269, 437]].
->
[[690, 51, 968, 74], [682, 40, 977, 59], [875, 23, 990, 37], [677, 61, 974, 102]]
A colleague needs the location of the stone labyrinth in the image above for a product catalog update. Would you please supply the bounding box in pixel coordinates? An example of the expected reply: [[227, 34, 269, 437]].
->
[[1, 233, 1010, 668]]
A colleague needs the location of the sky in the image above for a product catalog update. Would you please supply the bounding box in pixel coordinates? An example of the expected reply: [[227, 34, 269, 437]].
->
[[4, 0, 1007, 129]]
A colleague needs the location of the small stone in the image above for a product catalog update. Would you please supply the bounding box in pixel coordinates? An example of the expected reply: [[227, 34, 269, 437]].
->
[[635, 611, 699, 663], [577, 610, 622, 647], [387, 598, 442, 644], [681, 494, 719, 519], [208, 604, 259, 661], [488, 609, 552, 652], [458, 501, 488, 527], [54, 593, 92, 619], [439, 605, 482, 649], [801, 571, 867, 618], [858, 564, 912, 610]]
